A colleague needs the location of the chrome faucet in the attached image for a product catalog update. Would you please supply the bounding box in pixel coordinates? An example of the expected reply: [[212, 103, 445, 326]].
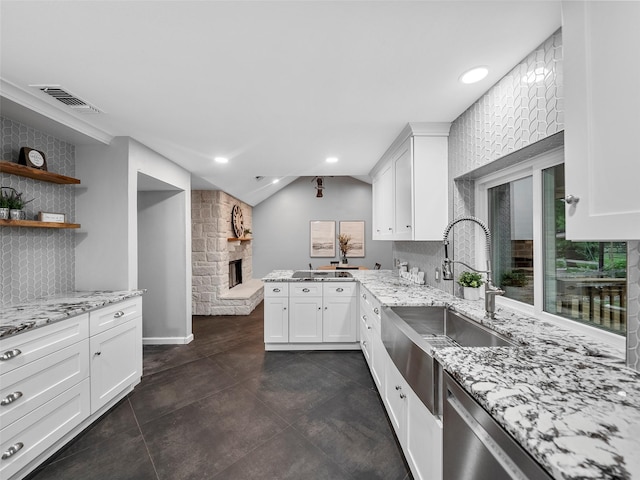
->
[[442, 216, 504, 319]]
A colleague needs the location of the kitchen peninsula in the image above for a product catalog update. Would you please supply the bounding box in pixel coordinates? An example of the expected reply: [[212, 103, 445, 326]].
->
[[263, 269, 640, 480]]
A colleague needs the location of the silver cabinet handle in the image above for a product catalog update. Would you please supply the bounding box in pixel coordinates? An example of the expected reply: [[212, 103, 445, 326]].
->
[[1, 391, 23, 406], [362, 340, 367, 347], [0, 349, 21, 361], [564, 194, 580, 205], [2, 442, 24, 460], [362, 314, 367, 321], [318, 307, 321, 310], [283, 307, 287, 310], [373, 307, 379, 315], [273, 288, 281, 293], [362, 293, 367, 299], [395, 385, 402, 391], [113, 311, 125, 318], [399, 393, 407, 399], [302, 288, 310, 293], [406, 225, 412, 229], [94, 351, 102, 356], [336, 287, 344, 293], [367, 326, 372, 330]]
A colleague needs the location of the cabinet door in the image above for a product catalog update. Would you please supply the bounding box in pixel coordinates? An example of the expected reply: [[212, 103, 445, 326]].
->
[[323, 295, 357, 342], [372, 163, 394, 240], [90, 317, 141, 413], [370, 328, 385, 391], [393, 138, 413, 240], [406, 393, 443, 480], [384, 360, 407, 441], [563, 1, 640, 240], [264, 297, 289, 343], [289, 297, 323, 343]]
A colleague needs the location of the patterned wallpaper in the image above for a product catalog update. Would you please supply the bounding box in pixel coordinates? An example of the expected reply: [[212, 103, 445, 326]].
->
[[392, 28, 640, 370], [0, 116, 76, 306]]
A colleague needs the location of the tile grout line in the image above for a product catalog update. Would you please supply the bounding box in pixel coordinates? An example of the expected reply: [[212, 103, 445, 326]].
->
[[128, 396, 161, 480]]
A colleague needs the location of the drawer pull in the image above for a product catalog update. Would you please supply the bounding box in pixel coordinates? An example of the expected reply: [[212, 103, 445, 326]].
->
[[362, 314, 367, 321], [273, 288, 281, 293], [336, 287, 344, 293], [113, 311, 125, 319], [0, 349, 21, 361], [2, 442, 24, 460], [362, 293, 367, 299], [94, 351, 102, 356], [302, 288, 310, 293], [1, 391, 23, 406], [373, 307, 380, 315]]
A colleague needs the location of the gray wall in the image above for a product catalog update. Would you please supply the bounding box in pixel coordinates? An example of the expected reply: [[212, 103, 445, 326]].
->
[[138, 190, 188, 340], [253, 176, 393, 277], [0, 116, 76, 306]]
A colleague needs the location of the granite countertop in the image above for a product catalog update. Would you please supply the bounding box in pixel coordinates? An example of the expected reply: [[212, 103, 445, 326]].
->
[[0, 290, 145, 338], [263, 269, 638, 479], [262, 270, 360, 282]]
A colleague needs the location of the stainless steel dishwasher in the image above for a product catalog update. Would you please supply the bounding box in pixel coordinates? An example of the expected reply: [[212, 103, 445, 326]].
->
[[443, 372, 553, 480]]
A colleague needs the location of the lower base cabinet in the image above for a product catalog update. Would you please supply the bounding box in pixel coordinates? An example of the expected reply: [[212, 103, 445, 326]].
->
[[0, 296, 142, 480], [384, 358, 443, 480]]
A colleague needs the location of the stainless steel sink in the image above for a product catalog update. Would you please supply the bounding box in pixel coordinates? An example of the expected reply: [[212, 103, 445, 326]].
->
[[382, 306, 515, 415]]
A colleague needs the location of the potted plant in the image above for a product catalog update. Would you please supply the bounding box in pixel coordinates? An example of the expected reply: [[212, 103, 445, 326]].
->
[[0, 188, 10, 220], [3, 187, 33, 220], [338, 233, 354, 264], [457, 271, 484, 301], [243, 228, 252, 238]]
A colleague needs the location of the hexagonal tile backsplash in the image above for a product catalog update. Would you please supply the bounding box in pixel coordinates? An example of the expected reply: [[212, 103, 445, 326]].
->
[[1, 116, 76, 306]]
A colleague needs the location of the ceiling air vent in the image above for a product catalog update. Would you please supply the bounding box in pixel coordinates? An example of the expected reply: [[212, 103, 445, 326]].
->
[[33, 85, 102, 114]]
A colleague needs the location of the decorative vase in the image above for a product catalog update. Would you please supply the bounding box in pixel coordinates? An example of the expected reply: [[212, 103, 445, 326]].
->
[[463, 286, 481, 301], [0, 207, 9, 220], [9, 209, 25, 220], [341, 253, 348, 264]]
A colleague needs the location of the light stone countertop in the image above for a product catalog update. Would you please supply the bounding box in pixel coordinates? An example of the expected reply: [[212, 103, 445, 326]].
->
[[0, 290, 145, 338], [264, 269, 637, 479]]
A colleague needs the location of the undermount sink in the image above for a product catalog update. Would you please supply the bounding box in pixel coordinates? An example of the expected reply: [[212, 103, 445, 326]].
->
[[291, 270, 353, 279], [382, 305, 515, 415]]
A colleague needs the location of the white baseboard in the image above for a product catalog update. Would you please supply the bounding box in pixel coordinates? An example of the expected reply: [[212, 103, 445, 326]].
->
[[265, 342, 360, 351], [143, 334, 194, 345]]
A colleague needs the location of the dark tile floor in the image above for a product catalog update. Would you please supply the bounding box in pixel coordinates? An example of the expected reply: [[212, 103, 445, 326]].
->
[[27, 302, 412, 480]]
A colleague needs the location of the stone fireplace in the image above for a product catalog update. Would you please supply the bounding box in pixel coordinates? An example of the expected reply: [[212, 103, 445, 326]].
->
[[191, 191, 263, 315]]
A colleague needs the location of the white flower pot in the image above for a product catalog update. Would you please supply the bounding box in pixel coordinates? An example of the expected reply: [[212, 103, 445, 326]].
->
[[463, 286, 481, 301]]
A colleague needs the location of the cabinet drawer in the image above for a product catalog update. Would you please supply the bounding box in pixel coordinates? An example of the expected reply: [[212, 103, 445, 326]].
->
[[89, 297, 141, 336], [264, 284, 289, 297], [0, 339, 89, 429], [323, 282, 357, 297], [0, 315, 89, 376], [290, 283, 322, 297], [0, 378, 90, 480]]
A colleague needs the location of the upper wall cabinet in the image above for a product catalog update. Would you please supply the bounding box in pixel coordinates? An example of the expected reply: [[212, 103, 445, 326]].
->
[[563, 1, 640, 240], [370, 123, 450, 241]]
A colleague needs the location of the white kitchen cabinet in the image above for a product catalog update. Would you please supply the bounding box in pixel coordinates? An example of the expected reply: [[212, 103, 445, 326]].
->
[[563, 1, 640, 240], [265, 282, 360, 349], [384, 358, 442, 480], [323, 283, 358, 343], [289, 284, 323, 343], [359, 287, 384, 390], [370, 123, 450, 241], [264, 284, 289, 343], [372, 162, 394, 239], [90, 318, 141, 414]]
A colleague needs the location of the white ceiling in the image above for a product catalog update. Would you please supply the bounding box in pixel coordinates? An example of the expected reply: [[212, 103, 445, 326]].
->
[[0, 0, 561, 205]]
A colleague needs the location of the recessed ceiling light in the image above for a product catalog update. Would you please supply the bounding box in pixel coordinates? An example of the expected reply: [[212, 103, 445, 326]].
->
[[326, 157, 339, 163], [272, 179, 279, 184], [214, 157, 228, 164], [459, 66, 489, 84]]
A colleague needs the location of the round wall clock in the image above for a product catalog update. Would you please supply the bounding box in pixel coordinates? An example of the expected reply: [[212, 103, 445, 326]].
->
[[18, 147, 48, 171], [231, 204, 245, 238]]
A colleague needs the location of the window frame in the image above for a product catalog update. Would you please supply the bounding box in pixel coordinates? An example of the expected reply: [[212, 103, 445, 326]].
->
[[474, 147, 625, 351]]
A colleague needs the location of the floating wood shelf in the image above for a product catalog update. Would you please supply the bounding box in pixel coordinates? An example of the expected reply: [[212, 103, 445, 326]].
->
[[0, 219, 81, 229], [227, 237, 252, 242], [0, 160, 81, 184]]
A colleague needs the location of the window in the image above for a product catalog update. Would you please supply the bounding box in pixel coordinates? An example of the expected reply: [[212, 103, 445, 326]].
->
[[478, 148, 627, 339]]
